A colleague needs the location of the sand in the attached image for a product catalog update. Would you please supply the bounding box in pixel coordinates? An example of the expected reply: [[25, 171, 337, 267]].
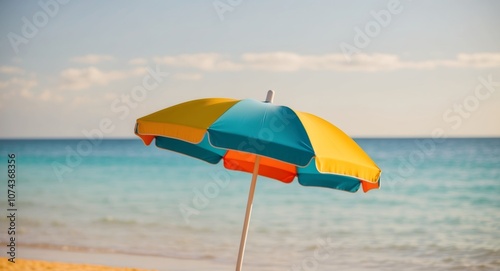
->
[[0, 257, 156, 271], [1, 247, 235, 271]]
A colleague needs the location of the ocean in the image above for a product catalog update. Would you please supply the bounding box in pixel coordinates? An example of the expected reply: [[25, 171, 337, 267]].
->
[[0, 138, 499, 270]]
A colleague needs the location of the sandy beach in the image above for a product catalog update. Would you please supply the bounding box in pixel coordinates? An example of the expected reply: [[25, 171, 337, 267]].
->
[[0, 257, 156, 271], [0, 247, 235, 271]]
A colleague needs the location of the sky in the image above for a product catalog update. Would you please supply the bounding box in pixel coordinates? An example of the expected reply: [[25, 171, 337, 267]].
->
[[0, 0, 499, 138]]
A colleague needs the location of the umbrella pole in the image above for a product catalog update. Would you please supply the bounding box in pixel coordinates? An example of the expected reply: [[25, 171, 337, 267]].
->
[[236, 155, 261, 271]]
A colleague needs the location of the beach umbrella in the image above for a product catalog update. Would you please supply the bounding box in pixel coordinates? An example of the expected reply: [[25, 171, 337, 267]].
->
[[134, 91, 381, 271]]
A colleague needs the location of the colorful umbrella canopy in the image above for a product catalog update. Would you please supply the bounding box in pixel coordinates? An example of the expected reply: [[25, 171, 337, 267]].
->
[[135, 91, 381, 270]]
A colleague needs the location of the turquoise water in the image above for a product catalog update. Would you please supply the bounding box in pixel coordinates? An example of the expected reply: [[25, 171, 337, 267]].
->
[[0, 138, 499, 270]]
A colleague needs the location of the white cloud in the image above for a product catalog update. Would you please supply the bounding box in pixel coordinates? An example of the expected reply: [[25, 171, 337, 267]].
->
[[38, 90, 64, 102], [0, 66, 25, 75], [397, 53, 500, 70], [0, 65, 150, 108], [241, 52, 304, 72], [20, 88, 34, 99], [59, 66, 135, 90], [0, 77, 63, 103], [241, 52, 500, 72], [71, 54, 114, 64], [451, 53, 500, 68], [242, 52, 405, 72], [172, 72, 203, 81], [0, 77, 38, 93], [0, 64, 150, 107], [129, 57, 148, 65], [0, 76, 39, 108], [130, 66, 149, 76], [153, 52, 500, 72], [154, 53, 241, 71]]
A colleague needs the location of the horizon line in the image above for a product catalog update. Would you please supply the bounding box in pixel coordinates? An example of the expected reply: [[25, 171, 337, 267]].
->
[[1, 136, 499, 140]]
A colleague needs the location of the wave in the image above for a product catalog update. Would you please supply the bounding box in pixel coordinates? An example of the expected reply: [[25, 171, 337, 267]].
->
[[7, 242, 222, 262], [93, 216, 139, 225]]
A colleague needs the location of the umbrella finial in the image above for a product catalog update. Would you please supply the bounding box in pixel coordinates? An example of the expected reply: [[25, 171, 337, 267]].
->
[[265, 90, 274, 103]]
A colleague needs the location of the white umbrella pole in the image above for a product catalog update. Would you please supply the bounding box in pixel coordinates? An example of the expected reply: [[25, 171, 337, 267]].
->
[[236, 155, 261, 271], [236, 91, 274, 271]]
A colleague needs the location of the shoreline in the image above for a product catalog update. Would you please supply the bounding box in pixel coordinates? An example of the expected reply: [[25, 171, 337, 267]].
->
[[2, 246, 233, 271]]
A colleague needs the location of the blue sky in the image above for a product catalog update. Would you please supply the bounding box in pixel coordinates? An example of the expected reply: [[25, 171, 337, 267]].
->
[[1, 0, 499, 138]]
